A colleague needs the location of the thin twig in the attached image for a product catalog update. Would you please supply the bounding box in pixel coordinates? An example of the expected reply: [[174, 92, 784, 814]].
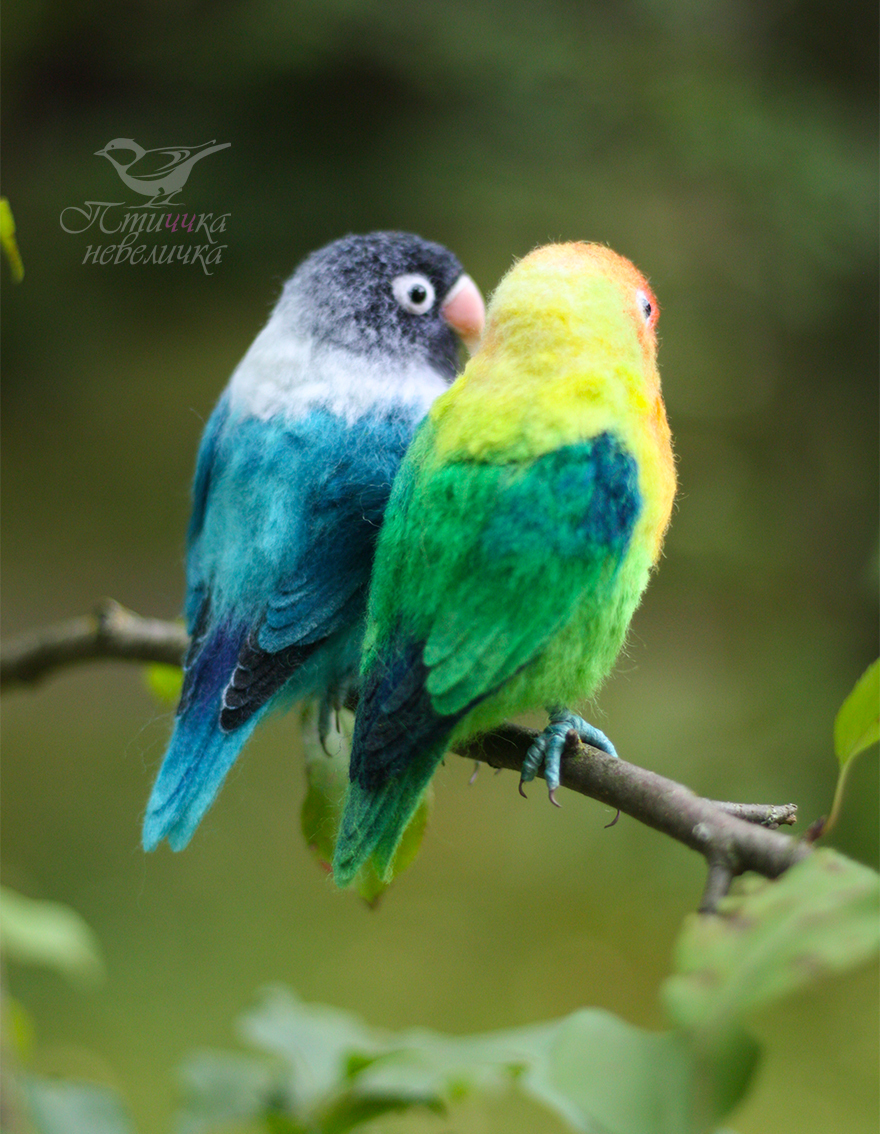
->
[[700, 858, 737, 915], [708, 800, 798, 828], [1, 604, 811, 909]]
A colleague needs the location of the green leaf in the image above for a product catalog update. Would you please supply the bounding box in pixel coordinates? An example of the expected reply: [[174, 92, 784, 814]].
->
[[299, 705, 431, 903], [239, 988, 524, 1124], [239, 987, 382, 1113], [5, 995, 36, 1058], [821, 658, 879, 837], [233, 988, 756, 1134], [299, 704, 353, 875], [834, 659, 879, 767], [25, 1077, 134, 1134], [175, 1050, 282, 1134], [353, 1026, 530, 1102], [0, 886, 104, 984], [144, 662, 184, 705], [0, 196, 24, 282], [356, 1011, 753, 1133], [317, 1089, 445, 1134], [662, 849, 880, 1033], [508, 1011, 758, 1134]]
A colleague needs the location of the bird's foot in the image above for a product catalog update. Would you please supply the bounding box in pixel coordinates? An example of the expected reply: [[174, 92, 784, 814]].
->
[[519, 706, 618, 806], [317, 693, 345, 754], [317, 675, 359, 753]]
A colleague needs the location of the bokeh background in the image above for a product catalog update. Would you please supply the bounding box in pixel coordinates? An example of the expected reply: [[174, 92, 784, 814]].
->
[[2, 2, 877, 1131]]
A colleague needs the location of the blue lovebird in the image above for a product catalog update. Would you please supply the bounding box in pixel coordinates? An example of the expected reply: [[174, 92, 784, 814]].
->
[[143, 232, 485, 851]]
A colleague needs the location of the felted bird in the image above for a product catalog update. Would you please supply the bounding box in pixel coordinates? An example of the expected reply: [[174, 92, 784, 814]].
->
[[143, 232, 485, 852], [94, 138, 231, 205], [332, 241, 676, 887]]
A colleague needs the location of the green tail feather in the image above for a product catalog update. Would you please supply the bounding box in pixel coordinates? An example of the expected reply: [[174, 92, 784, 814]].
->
[[332, 746, 445, 886]]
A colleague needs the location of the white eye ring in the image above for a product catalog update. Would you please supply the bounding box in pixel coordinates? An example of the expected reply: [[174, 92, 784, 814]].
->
[[392, 273, 435, 315], [636, 288, 654, 326]]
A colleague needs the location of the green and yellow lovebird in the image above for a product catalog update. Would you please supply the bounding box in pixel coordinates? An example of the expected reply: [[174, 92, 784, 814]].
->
[[332, 242, 676, 886]]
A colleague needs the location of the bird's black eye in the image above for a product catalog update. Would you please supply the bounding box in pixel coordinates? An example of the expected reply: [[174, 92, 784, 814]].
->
[[636, 288, 654, 326], [392, 273, 436, 315]]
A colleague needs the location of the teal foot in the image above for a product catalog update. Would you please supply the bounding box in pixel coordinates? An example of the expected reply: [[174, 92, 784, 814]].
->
[[520, 706, 619, 805]]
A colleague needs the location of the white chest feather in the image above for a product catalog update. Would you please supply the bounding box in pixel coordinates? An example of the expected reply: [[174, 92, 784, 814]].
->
[[226, 317, 450, 424]]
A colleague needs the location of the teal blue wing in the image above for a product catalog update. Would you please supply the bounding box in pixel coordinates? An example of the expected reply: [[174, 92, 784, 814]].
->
[[183, 392, 230, 630]]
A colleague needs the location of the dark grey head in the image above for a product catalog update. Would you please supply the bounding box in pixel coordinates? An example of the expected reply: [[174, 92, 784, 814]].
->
[[280, 232, 470, 381]]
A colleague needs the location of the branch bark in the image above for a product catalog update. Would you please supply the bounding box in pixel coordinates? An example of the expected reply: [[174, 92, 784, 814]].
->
[[457, 726, 808, 911], [0, 599, 189, 689], [1, 603, 810, 909]]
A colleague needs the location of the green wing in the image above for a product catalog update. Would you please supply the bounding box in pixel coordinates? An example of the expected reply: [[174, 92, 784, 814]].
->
[[372, 428, 642, 718]]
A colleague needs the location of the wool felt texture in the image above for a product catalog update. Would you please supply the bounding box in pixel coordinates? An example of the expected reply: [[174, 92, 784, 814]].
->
[[143, 232, 481, 852], [332, 241, 677, 886]]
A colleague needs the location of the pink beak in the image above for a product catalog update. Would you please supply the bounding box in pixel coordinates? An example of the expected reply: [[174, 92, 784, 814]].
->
[[441, 274, 485, 355]]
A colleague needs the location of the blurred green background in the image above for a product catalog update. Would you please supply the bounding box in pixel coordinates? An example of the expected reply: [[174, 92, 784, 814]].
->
[[2, 1, 877, 1131]]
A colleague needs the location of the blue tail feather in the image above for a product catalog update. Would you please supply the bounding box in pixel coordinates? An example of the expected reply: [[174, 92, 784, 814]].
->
[[143, 703, 263, 851], [144, 620, 258, 851]]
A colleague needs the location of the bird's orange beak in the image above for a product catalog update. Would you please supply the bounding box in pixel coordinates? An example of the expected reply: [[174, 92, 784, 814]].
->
[[441, 274, 485, 355]]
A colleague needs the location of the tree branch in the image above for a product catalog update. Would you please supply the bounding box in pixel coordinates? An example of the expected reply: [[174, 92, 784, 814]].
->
[[0, 599, 189, 689], [1, 604, 810, 909], [456, 726, 809, 910]]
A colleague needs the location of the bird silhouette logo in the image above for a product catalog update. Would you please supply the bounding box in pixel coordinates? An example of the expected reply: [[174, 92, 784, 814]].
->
[[94, 138, 231, 206]]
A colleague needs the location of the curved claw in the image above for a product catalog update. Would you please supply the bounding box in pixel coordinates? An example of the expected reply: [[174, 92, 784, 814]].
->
[[518, 707, 620, 807], [522, 721, 569, 800], [317, 696, 334, 754]]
